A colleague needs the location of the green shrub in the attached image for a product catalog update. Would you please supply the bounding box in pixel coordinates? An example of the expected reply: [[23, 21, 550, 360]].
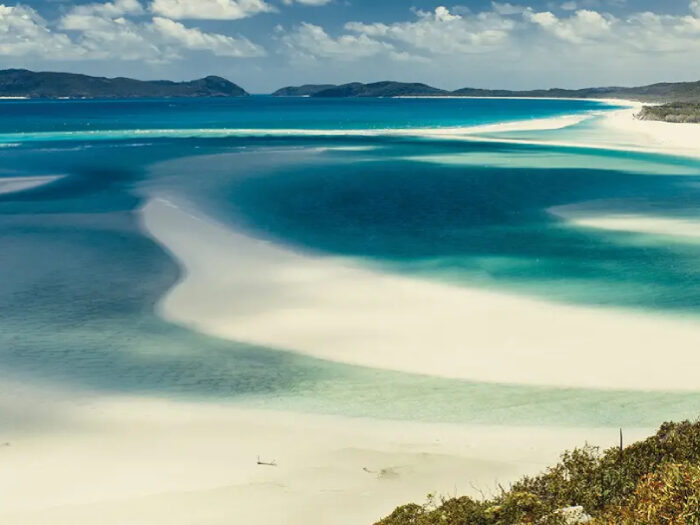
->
[[637, 103, 700, 123], [594, 462, 700, 524], [375, 421, 700, 525]]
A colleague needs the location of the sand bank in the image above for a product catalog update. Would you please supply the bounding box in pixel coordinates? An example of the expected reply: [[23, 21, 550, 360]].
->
[[141, 198, 700, 392], [550, 202, 700, 240], [0, 175, 63, 195], [0, 386, 647, 525], [0, 114, 591, 144]]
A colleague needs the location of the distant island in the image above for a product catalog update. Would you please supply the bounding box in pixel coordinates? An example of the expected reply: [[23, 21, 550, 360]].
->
[[2, 70, 700, 111], [274, 80, 700, 103], [271, 84, 337, 97], [0, 69, 247, 99], [272, 81, 446, 98]]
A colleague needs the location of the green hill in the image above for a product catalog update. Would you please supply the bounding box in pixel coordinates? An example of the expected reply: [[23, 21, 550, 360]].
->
[[452, 81, 700, 102], [273, 81, 448, 98], [273, 79, 700, 103], [272, 84, 337, 96], [0, 69, 248, 99]]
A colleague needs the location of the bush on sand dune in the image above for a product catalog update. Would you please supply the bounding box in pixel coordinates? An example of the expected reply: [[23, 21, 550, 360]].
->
[[376, 421, 700, 525]]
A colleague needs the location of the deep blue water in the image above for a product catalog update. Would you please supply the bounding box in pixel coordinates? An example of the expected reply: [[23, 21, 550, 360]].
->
[[2, 97, 700, 428], [0, 96, 613, 134]]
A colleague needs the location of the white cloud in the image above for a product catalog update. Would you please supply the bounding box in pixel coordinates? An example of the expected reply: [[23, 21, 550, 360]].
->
[[58, 12, 265, 61], [152, 16, 264, 57], [0, 4, 82, 58], [51, 1, 266, 62], [691, 0, 700, 17], [434, 6, 460, 21], [345, 7, 514, 55], [60, 13, 160, 60], [278, 1, 700, 89], [2, 0, 700, 88], [68, 0, 144, 17], [281, 22, 393, 60], [524, 9, 612, 43], [150, 0, 273, 20], [491, 2, 527, 15], [0, 0, 266, 63], [282, 0, 332, 5]]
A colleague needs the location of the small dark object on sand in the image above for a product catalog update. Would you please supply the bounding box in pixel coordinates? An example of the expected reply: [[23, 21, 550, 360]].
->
[[257, 456, 277, 467]]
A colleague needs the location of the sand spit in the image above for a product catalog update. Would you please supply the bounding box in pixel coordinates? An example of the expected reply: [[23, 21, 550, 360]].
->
[[141, 198, 700, 392]]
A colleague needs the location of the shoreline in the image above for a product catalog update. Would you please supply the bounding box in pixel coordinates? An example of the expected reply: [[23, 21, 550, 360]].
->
[[3, 99, 698, 161], [141, 197, 700, 392], [0, 390, 649, 525]]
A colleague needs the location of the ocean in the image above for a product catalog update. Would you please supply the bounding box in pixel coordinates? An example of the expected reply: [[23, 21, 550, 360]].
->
[[2, 96, 700, 430]]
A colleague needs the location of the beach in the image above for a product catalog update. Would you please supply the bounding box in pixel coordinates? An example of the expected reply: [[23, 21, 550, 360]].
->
[[601, 105, 700, 158], [1, 99, 699, 525], [0, 382, 648, 525]]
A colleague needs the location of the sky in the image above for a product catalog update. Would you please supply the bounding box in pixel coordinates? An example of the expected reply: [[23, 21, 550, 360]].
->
[[1, 0, 699, 92]]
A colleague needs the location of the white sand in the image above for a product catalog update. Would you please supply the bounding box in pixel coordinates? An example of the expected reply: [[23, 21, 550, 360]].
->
[[601, 106, 700, 159], [0, 385, 647, 525], [142, 197, 700, 392], [405, 150, 698, 175], [550, 202, 700, 240], [228, 114, 590, 136], [0, 175, 63, 195], [0, 114, 591, 144], [470, 101, 700, 160]]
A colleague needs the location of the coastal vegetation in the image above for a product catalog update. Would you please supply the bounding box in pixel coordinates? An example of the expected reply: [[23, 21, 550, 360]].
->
[[376, 421, 700, 525], [637, 103, 700, 123]]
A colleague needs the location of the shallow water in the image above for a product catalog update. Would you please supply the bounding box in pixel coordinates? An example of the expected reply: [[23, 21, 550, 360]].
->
[[2, 97, 700, 428]]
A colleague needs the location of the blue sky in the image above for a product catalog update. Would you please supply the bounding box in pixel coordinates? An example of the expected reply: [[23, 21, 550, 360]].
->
[[1, 0, 699, 92]]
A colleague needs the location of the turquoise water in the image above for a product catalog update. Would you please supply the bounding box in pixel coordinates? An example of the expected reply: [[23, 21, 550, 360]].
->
[[0, 97, 611, 134], [2, 97, 700, 428]]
